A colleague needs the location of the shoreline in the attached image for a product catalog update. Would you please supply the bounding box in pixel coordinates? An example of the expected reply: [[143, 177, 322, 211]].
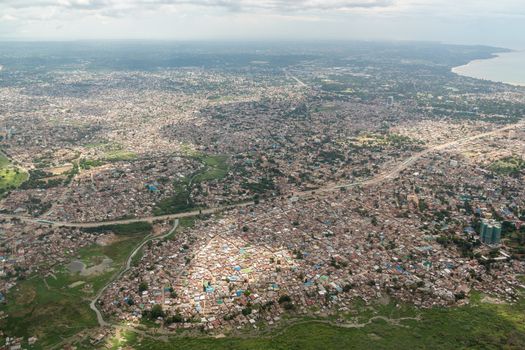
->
[[451, 51, 525, 87]]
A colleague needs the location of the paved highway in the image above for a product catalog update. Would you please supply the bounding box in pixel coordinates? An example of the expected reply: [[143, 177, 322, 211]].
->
[[1, 121, 522, 229]]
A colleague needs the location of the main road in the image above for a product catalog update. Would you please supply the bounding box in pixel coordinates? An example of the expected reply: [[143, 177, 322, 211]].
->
[[0, 120, 522, 229]]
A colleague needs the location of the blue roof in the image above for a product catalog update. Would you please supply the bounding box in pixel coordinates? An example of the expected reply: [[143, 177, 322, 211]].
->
[[464, 227, 475, 233], [147, 184, 159, 192]]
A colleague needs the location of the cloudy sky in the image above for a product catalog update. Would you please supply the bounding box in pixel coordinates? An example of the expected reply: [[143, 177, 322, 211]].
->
[[1, 0, 524, 48]]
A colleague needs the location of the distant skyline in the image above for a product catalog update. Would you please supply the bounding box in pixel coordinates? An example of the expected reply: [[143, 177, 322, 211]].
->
[[1, 0, 524, 49]]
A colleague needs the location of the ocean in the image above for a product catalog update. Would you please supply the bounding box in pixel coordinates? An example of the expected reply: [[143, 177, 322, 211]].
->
[[452, 50, 525, 87]]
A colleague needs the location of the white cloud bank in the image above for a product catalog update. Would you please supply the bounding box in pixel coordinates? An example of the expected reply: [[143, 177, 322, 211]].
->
[[0, 0, 524, 47]]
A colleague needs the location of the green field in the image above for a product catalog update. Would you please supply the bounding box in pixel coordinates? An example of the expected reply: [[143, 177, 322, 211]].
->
[[106, 290, 525, 350], [79, 158, 105, 170], [83, 221, 153, 235], [105, 150, 137, 162], [489, 155, 525, 176], [0, 224, 152, 349], [191, 155, 229, 183], [0, 153, 28, 194], [82, 142, 137, 163]]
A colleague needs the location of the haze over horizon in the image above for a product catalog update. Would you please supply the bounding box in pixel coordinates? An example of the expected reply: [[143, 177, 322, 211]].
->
[[1, 0, 524, 49]]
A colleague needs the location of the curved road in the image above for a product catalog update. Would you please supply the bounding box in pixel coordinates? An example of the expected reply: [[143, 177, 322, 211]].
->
[[89, 219, 180, 327], [0, 121, 522, 229]]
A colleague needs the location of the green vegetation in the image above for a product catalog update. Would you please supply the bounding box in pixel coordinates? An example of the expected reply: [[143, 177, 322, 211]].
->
[[84, 142, 137, 162], [83, 221, 153, 235], [179, 216, 198, 228], [159, 217, 198, 241], [143, 304, 165, 320], [489, 155, 525, 176], [242, 177, 276, 194], [500, 221, 525, 259], [19, 169, 61, 190], [105, 150, 137, 162], [349, 133, 421, 151], [79, 158, 105, 170], [192, 155, 229, 183], [153, 154, 229, 216], [0, 225, 153, 348], [0, 153, 28, 195], [131, 246, 145, 267], [108, 291, 525, 350], [153, 177, 195, 216], [0, 276, 97, 349], [19, 161, 79, 190]]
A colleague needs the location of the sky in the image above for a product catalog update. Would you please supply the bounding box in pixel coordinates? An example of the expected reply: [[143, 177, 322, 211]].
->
[[0, 0, 524, 48]]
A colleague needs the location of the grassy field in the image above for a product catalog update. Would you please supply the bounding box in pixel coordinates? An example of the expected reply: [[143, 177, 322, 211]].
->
[[489, 155, 525, 176], [83, 142, 137, 163], [0, 153, 28, 193], [105, 290, 525, 350], [0, 225, 152, 349], [83, 221, 153, 235], [105, 150, 137, 162], [191, 155, 229, 183]]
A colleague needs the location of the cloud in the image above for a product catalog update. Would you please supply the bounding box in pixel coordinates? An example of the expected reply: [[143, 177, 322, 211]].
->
[[2, 0, 525, 18], [2, 0, 109, 9], [149, 0, 395, 11], [1, 0, 525, 45], [0, 14, 19, 21], [0, 0, 395, 14]]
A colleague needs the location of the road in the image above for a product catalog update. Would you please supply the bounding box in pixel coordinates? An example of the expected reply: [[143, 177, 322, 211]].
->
[[17, 120, 524, 344], [292, 121, 523, 195], [283, 68, 308, 87], [0, 202, 255, 228], [89, 219, 180, 327], [0, 121, 522, 229]]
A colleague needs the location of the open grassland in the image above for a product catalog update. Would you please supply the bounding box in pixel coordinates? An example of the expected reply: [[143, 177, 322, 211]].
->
[[0, 153, 28, 193], [191, 154, 229, 183], [104, 150, 137, 162], [489, 155, 525, 176], [82, 142, 137, 164], [106, 290, 525, 350], [0, 223, 152, 349]]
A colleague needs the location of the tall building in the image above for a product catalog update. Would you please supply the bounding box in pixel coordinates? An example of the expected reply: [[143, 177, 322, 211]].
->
[[480, 219, 502, 245]]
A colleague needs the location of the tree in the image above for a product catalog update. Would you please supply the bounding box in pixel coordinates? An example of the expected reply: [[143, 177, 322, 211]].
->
[[139, 281, 148, 293], [278, 295, 291, 304], [150, 304, 164, 319], [166, 313, 184, 324], [283, 302, 295, 310]]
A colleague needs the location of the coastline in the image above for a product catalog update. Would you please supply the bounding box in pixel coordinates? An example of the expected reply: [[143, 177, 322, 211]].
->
[[451, 51, 525, 87]]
